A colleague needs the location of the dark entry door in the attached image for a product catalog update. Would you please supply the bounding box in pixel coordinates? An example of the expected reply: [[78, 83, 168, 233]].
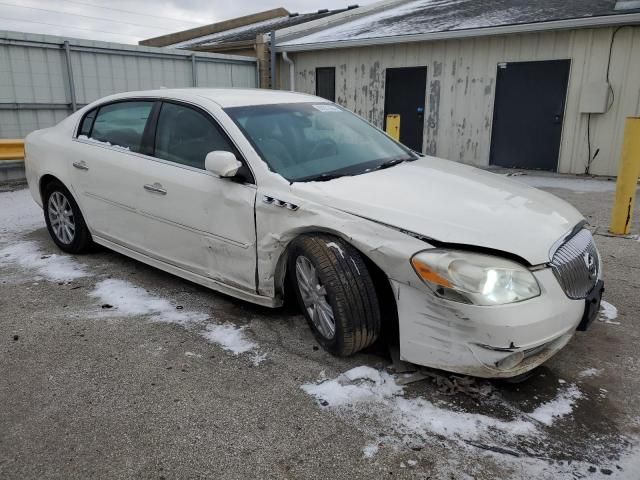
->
[[490, 59, 570, 171], [384, 66, 427, 151], [316, 67, 335, 102]]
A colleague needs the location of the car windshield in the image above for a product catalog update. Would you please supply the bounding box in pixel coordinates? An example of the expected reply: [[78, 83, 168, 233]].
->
[[224, 103, 416, 182]]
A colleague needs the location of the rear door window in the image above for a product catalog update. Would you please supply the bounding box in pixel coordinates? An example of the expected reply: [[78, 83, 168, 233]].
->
[[88, 101, 153, 153]]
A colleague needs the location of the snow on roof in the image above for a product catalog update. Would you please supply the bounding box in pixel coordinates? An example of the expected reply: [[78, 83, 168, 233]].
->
[[169, 16, 288, 48], [279, 0, 640, 47], [170, 10, 346, 49]]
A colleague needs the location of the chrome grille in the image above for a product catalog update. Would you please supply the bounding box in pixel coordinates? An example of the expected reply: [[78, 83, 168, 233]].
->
[[551, 229, 600, 299]]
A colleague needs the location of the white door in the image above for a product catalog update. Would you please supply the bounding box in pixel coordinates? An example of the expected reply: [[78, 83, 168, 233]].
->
[[131, 101, 257, 292], [68, 100, 155, 246]]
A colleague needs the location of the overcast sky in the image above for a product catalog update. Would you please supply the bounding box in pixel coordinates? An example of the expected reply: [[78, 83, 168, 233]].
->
[[0, 0, 378, 44]]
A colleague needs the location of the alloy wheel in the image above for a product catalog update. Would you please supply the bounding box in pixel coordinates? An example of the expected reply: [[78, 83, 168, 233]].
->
[[295, 255, 336, 339], [48, 191, 75, 244]]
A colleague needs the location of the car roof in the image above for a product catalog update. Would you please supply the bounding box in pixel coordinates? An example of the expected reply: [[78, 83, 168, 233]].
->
[[97, 88, 328, 108]]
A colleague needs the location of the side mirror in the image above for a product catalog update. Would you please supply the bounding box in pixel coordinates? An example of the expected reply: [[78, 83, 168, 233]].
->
[[205, 151, 242, 178]]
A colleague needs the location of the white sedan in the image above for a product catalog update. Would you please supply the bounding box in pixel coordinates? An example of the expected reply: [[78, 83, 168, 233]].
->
[[25, 88, 603, 378]]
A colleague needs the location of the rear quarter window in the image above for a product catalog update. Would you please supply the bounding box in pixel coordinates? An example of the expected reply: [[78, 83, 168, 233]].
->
[[78, 109, 96, 137]]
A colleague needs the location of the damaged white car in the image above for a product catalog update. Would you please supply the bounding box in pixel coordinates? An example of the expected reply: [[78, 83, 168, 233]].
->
[[25, 88, 604, 378]]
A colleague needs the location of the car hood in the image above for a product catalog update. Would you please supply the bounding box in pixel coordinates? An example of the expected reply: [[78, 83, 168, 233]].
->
[[293, 157, 583, 265]]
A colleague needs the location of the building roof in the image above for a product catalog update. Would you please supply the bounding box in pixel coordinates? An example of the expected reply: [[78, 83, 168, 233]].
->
[[277, 0, 640, 50], [171, 11, 350, 49], [140, 7, 357, 50]]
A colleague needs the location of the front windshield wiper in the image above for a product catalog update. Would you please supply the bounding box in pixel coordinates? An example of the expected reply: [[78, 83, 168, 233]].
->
[[292, 155, 418, 183], [373, 157, 415, 171], [292, 172, 350, 183]]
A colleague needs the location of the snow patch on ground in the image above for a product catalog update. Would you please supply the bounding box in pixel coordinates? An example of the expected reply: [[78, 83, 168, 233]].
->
[[90, 279, 208, 324], [91, 279, 268, 363], [200, 323, 257, 355], [599, 301, 619, 324], [578, 368, 602, 378], [302, 366, 403, 407], [250, 351, 268, 366], [362, 442, 379, 458], [0, 189, 43, 240], [0, 241, 89, 282], [305, 367, 633, 476], [303, 366, 591, 468], [528, 385, 583, 426], [301, 366, 559, 443]]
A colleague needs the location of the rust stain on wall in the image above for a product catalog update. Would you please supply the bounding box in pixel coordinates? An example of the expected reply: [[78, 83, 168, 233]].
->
[[369, 61, 382, 126], [337, 64, 347, 106], [426, 80, 441, 155]]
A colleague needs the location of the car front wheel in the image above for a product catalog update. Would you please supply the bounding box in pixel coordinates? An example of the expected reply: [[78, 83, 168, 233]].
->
[[43, 180, 93, 254], [288, 234, 381, 356]]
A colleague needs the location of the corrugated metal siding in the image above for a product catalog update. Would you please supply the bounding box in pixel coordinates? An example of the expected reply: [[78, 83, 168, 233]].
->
[[0, 30, 257, 139], [284, 26, 640, 176]]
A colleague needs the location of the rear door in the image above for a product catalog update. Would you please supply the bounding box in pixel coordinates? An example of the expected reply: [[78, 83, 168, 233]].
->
[[69, 100, 155, 246], [133, 100, 257, 292]]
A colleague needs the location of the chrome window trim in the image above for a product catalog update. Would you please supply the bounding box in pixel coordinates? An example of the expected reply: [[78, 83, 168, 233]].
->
[[71, 95, 258, 186]]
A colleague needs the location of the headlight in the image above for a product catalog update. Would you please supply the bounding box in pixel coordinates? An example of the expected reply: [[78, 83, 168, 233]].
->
[[410, 249, 540, 305]]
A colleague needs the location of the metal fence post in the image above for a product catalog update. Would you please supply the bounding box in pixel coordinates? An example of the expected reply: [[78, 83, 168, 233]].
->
[[192, 54, 198, 87], [63, 40, 77, 111]]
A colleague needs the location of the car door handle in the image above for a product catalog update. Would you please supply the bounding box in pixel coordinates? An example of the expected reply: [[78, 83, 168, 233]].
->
[[72, 161, 89, 171], [143, 183, 167, 195]]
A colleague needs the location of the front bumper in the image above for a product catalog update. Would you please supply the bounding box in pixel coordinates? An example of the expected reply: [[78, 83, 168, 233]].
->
[[393, 268, 586, 378]]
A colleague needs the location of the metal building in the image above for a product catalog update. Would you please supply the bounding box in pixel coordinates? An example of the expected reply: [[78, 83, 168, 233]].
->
[[140, 7, 357, 89], [0, 30, 258, 139], [272, 0, 640, 176]]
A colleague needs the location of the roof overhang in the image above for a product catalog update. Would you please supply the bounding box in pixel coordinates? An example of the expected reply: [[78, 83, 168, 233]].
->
[[275, 12, 640, 52], [140, 7, 289, 47], [192, 39, 256, 52]]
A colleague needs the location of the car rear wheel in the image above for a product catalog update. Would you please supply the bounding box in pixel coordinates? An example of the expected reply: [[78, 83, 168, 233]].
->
[[288, 234, 381, 356], [43, 181, 93, 253]]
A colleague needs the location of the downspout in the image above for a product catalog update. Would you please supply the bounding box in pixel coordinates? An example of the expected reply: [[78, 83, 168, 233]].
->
[[281, 51, 295, 92], [270, 31, 276, 89]]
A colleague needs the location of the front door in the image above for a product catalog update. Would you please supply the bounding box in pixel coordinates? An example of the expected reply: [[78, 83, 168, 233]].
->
[[383, 66, 427, 151], [134, 100, 257, 292], [489, 59, 570, 171]]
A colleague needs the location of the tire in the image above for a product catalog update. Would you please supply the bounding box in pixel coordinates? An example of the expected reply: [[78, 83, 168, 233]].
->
[[43, 180, 93, 254], [288, 234, 381, 356]]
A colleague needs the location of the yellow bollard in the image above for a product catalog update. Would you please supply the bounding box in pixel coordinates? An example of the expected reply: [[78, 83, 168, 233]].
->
[[610, 117, 640, 235], [385, 114, 401, 141]]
